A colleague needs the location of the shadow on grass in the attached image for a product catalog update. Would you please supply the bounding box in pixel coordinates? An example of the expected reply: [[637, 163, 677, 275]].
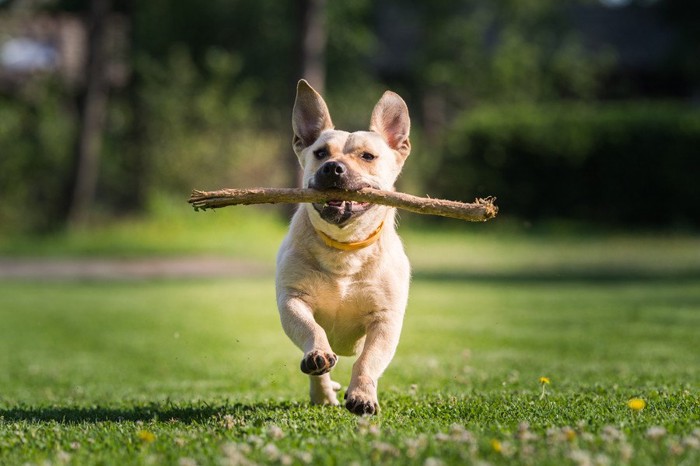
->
[[0, 400, 306, 424]]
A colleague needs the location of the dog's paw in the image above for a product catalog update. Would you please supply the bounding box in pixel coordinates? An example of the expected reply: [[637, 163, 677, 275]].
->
[[300, 350, 337, 375], [345, 378, 379, 415], [345, 394, 379, 416]]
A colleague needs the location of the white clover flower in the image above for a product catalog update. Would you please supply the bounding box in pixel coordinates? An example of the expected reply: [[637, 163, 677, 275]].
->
[[295, 451, 313, 464], [245, 435, 263, 447], [601, 426, 625, 443], [645, 426, 667, 441], [404, 437, 426, 458], [220, 442, 253, 466], [423, 457, 444, 466], [434, 432, 451, 442], [371, 441, 400, 457], [450, 424, 476, 443], [682, 435, 700, 450], [266, 424, 285, 440], [221, 414, 238, 429], [620, 442, 634, 462], [517, 422, 538, 442], [55, 450, 72, 464], [262, 443, 281, 461], [568, 449, 593, 466]]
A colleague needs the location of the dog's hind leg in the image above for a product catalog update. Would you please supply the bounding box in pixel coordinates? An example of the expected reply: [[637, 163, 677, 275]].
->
[[309, 373, 341, 406]]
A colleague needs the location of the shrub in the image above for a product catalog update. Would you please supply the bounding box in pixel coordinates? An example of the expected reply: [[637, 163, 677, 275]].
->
[[0, 80, 75, 232], [137, 47, 288, 198], [436, 102, 700, 226]]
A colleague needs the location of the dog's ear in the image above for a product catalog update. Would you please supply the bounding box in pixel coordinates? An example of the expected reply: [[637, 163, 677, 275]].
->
[[292, 80, 334, 154], [370, 91, 411, 159]]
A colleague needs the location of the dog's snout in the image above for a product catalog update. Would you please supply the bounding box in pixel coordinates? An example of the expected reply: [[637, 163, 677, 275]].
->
[[314, 161, 348, 189], [321, 161, 346, 177]]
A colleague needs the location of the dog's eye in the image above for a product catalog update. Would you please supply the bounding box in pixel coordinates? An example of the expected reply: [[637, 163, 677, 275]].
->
[[314, 148, 329, 159], [361, 152, 376, 161]]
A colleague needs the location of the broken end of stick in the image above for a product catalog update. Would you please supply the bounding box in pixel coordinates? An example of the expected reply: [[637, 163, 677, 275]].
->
[[476, 196, 499, 220], [189, 190, 213, 212]]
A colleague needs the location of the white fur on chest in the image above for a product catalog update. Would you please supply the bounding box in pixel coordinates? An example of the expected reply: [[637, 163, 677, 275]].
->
[[312, 274, 390, 356]]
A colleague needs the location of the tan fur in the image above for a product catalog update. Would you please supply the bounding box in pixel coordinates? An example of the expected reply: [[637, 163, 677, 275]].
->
[[276, 80, 412, 414]]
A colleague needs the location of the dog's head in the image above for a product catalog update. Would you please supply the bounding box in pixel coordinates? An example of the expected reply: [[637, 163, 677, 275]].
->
[[292, 80, 411, 227]]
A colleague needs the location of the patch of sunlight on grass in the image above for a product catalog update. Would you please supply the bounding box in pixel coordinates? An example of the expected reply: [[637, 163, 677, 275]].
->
[[0, 196, 288, 260], [402, 223, 700, 278]]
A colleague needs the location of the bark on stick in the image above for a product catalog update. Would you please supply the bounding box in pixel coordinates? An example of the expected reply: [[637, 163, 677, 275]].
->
[[188, 187, 497, 222]]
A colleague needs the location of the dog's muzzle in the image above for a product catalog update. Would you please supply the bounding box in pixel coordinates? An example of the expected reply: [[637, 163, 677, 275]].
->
[[310, 161, 374, 225]]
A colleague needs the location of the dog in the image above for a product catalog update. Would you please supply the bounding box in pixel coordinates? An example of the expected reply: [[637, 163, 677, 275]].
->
[[275, 80, 412, 415]]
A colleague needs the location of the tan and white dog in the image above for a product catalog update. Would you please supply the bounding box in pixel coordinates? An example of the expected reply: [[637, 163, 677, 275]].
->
[[275, 80, 412, 415]]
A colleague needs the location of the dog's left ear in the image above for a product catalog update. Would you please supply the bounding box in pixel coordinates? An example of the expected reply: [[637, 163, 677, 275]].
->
[[370, 91, 411, 159]]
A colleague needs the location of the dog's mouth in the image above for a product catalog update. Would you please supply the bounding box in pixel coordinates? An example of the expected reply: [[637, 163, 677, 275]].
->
[[312, 199, 374, 225], [326, 200, 371, 211]]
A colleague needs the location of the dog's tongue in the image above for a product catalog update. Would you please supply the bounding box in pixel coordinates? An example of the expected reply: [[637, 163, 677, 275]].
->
[[327, 200, 344, 207]]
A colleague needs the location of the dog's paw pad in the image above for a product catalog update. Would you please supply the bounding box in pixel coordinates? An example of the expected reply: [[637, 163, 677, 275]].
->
[[300, 350, 337, 375], [345, 396, 379, 416]]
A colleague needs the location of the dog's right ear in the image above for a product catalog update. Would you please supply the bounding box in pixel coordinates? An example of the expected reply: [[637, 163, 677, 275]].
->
[[292, 80, 334, 155]]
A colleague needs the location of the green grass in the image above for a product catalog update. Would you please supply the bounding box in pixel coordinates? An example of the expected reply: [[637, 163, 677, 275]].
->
[[1, 218, 700, 464]]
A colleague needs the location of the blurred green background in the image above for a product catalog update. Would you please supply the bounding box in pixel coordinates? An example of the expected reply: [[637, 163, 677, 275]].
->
[[1, 0, 699, 233]]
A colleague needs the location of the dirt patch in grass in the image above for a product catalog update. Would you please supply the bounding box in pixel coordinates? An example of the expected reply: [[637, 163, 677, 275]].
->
[[0, 257, 272, 281]]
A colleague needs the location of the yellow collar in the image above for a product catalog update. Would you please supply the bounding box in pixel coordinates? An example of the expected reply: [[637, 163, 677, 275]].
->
[[316, 222, 385, 252]]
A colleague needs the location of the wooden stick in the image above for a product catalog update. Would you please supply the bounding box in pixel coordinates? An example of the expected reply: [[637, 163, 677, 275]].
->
[[188, 187, 498, 222]]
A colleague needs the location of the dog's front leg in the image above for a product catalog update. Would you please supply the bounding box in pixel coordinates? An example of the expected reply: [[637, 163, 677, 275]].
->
[[278, 294, 338, 375], [345, 311, 403, 415]]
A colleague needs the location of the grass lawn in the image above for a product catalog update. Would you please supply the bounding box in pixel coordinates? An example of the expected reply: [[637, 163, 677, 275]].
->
[[1, 215, 699, 465]]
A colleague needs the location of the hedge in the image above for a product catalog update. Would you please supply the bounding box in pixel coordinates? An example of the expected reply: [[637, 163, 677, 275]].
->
[[435, 102, 700, 227]]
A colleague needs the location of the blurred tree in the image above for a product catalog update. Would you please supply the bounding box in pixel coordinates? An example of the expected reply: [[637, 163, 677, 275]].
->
[[660, 0, 700, 94], [409, 0, 614, 121], [63, 0, 111, 227], [298, 0, 327, 95]]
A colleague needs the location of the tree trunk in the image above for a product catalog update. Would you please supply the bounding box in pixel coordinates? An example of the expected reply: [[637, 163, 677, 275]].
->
[[299, 0, 327, 95], [282, 0, 328, 218], [121, 0, 147, 214], [65, 0, 111, 227]]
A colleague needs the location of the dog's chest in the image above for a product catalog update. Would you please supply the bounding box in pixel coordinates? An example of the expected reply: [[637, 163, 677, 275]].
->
[[316, 249, 371, 277], [314, 275, 376, 320], [312, 275, 381, 354]]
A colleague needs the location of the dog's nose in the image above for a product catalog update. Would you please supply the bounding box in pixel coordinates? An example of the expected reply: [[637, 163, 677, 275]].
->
[[314, 161, 348, 189], [321, 161, 346, 177]]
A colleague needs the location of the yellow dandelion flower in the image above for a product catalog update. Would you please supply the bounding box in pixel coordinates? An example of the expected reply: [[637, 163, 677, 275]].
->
[[563, 427, 577, 442], [627, 398, 646, 411], [539, 377, 551, 399], [490, 439, 502, 453], [137, 430, 156, 443]]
